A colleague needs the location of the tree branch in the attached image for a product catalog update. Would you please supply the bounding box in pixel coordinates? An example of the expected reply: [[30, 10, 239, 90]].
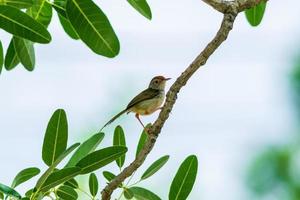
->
[[202, 0, 231, 13], [101, 0, 267, 199], [203, 0, 267, 13]]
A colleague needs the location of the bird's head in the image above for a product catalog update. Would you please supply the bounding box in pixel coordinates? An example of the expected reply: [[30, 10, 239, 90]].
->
[[148, 76, 171, 90]]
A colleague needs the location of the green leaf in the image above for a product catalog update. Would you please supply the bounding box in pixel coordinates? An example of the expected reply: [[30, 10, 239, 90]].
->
[[136, 124, 150, 158], [124, 188, 134, 199], [27, 0, 53, 27], [169, 155, 198, 200], [36, 143, 80, 191], [0, 183, 21, 199], [113, 125, 126, 168], [52, 0, 67, 18], [245, 1, 267, 27], [65, 132, 104, 167], [0, 0, 33, 9], [57, 185, 78, 200], [127, 0, 152, 20], [89, 173, 98, 197], [39, 167, 81, 192], [141, 155, 169, 180], [76, 146, 128, 174], [64, 178, 78, 189], [0, 41, 3, 74], [102, 171, 124, 187], [11, 167, 40, 188], [130, 187, 161, 200], [25, 188, 33, 198], [52, 4, 66, 18], [66, 0, 120, 57], [0, 5, 51, 43], [13, 37, 35, 71], [58, 14, 79, 40], [42, 109, 68, 166], [29, 192, 43, 199], [4, 39, 20, 70], [102, 171, 116, 182], [0, 191, 4, 199]]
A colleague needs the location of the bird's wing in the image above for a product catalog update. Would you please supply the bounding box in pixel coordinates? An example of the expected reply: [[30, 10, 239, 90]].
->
[[126, 88, 160, 110], [100, 88, 160, 131]]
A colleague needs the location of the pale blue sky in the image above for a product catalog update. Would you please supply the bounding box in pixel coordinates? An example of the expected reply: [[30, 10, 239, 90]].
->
[[0, 1, 299, 199]]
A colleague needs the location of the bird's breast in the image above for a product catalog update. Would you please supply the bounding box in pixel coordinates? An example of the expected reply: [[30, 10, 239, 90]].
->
[[131, 92, 165, 115]]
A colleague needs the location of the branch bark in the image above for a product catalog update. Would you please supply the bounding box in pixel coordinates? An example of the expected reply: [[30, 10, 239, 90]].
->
[[101, 0, 267, 199], [203, 0, 267, 13]]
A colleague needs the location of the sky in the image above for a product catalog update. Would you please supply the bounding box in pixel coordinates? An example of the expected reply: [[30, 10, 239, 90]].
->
[[0, 0, 300, 199]]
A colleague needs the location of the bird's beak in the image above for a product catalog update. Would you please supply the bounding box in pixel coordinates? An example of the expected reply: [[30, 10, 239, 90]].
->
[[164, 78, 171, 81]]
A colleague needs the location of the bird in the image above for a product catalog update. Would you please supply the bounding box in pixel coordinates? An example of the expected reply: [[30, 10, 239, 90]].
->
[[100, 75, 171, 131]]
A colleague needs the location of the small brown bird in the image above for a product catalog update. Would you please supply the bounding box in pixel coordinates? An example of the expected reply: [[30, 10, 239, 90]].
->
[[100, 76, 171, 131]]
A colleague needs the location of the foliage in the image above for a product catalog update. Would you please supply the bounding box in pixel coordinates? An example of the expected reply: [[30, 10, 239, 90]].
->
[[0, 0, 152, 73], [89, 173, 98, 197], [11, 168, 40, 188], [141, 155, 170, 180], [169, 155, 198, 200], [291, 55, 300, 117], [0, 109, 198, 199], [0, 183, 21, 199], [245, 1, 267, 26], [246, 144, 300, 200], [0, 0, 268, 73], [113, 125, 126, 169], [57, 185, 78, 200], [136, 123, 150, 158], [246, 50, 300, 200], [127, 0, 152, 20]]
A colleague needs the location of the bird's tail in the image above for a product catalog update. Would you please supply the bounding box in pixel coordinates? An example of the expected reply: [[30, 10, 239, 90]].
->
[[100, 109, 128, 132]]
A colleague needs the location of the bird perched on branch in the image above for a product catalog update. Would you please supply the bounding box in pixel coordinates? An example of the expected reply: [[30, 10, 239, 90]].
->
[[100, 76, 171, 131]]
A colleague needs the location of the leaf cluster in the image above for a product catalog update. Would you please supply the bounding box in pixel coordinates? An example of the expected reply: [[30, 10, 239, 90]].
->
[[0, 0, 152, 73], [0, 109, 198, 200], [0, 0, 268, 74]]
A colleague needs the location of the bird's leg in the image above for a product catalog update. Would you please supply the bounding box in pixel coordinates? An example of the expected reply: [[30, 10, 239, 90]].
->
[[135, 113, 146, 129]]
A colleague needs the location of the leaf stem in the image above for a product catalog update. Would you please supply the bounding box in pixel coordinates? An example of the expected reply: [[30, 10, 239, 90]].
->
[[77, 187, 94, 200], [125, 171, 135, 186], [126, 179, 142, 188]]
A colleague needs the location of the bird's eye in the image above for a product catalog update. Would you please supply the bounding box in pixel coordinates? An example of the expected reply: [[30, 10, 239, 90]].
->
[[155, 80, 159, 84]]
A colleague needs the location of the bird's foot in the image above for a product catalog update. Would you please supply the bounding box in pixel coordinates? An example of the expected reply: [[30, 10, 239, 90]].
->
[[143, 126, 150, 135]]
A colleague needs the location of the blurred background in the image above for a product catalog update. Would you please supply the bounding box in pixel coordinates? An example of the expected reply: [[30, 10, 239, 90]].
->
[[0, 0, 299, 199]]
